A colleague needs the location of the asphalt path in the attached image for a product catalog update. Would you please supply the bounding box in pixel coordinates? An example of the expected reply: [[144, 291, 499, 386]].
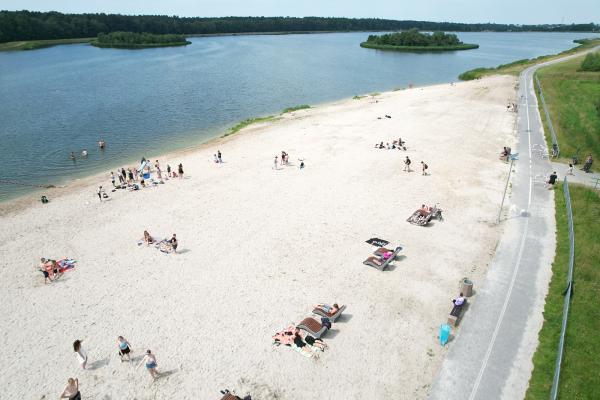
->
[[429, 48, 599, 400]]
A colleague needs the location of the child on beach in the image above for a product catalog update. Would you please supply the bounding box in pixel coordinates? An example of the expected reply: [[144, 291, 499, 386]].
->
[[137, 350, 159, 380], [73, 340, 87, 369]]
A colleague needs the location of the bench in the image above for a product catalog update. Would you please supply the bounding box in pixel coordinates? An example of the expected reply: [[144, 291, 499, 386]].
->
[[447, 299, 468, 327]]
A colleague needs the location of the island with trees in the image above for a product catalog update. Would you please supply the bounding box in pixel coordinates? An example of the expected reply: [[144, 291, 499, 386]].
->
[[360, 29, 478, 51], [91, 32, 191, 48]]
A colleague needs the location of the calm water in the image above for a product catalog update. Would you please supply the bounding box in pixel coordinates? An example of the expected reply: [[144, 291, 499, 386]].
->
[[0, 31, 597, 200]]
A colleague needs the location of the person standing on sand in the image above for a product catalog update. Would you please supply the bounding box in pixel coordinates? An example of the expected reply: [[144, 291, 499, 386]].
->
[[218, 150, 222, 163], [117, 336, 133, 362], [110, 172, 116, 187], [128, 169, 134, 184], [178, 163, 184, 178], [133, 168, 138, 181], [567, 163, 574, 175], [121, 168, 127, 183], [170, 234, 178, 253], [117, 168, 124, 185], [137, 350, 159, 380], [167, 164, 171, 177], [73, 340, 87, 370], [404, 156, 411, 172], [97, 186, 104, 202], [421, 161, 428, 175], [273, 155, 278, 170], [60, 377, 81, 400]]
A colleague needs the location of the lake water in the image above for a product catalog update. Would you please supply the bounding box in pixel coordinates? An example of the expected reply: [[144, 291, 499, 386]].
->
[[0, 31, 597, 201]]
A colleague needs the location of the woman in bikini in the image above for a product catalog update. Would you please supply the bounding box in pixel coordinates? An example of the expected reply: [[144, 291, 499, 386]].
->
[[73, 340, 87, 369], [137, 350, 159, 380], [117, 336, 133, 362]]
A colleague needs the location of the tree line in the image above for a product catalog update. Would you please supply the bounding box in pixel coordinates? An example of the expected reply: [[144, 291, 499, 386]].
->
[[0, 10, 598, 43], [366, 29, 463, 47], [93, 32, 188, 46]]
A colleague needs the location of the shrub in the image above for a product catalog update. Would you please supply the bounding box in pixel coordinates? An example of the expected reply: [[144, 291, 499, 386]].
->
[[580, 52, 600, 71]]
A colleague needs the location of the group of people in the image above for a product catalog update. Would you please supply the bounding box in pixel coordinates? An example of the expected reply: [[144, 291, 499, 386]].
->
[[375, 137, 406, 150], [37, 257, 76, 284], [69, 139, 106, 161], [213, 150, 223, 164], [142, 230, 179, 253], [61, 337, 159, 398]]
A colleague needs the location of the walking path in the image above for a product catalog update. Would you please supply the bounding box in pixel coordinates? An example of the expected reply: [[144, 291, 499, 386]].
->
[[429, 48, 599, 400], [550, 161, 600, 189]]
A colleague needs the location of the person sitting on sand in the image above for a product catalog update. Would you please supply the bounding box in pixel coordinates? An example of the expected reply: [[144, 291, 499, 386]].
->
[[60, 377, 80, 400], [294, 327, 327, 351], [137, 350, 159, 380], [316, 303, 340, 315], [117, 336, 133, 362], [143, 230, 154, 245]]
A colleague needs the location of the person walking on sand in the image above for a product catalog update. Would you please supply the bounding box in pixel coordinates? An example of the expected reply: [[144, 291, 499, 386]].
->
[[137, 350, 159, 380], [404, 156, 412, 172], [273, 155, 279, 170], [178, 163, 184, 179], [567, 163, 574, 175], [217, 150, 222, 163], [97, 186, 104, 202], [117, 336, 133, 362], [110, 172, 116, 187], [60, 377, 81, 400], [73, 340, 87, 370], [421, 161, 428, 175], [167, 164, 171, 177]]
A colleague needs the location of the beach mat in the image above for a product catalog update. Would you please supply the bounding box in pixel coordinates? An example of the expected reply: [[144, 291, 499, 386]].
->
[[366, 238, 389, 247]]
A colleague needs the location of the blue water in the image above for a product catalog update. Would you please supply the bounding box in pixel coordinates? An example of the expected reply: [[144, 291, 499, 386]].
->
[[0, 31, 596, 200]]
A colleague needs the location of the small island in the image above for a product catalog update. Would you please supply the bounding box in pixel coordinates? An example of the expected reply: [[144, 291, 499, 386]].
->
[[91, 32, 191, 49], [360, 29, 478, 52]]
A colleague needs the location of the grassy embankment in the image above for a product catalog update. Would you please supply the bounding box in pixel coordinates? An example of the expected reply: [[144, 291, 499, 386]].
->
[[360, 42, 478, 51], [224, 105, 311, 137], [525, 184, 600, 399], [459, 38, 600, 80], [534, 55, 600, 163], [0, 38, 92, 51]]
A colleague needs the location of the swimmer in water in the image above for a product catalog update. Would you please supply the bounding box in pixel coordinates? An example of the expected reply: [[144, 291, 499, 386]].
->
[[98, 139, 105, 149], [69, 152, 76, 160], [81, 150, 88, 157]]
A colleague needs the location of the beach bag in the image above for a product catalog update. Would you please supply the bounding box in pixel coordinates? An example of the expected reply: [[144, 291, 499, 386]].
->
[[321, 317, 332, 330]]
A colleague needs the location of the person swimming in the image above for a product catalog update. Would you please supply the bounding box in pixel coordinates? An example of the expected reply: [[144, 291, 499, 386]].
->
[[98, 139, 105, 149], [81, 149, 88, 157]]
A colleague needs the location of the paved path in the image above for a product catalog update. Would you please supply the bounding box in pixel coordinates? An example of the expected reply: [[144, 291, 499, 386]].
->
[[550, 161, 600, 189], [429, 48, 599, 400]]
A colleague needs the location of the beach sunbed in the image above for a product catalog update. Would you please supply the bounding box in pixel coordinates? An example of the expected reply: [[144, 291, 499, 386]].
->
[[448, 299, 468, 327], [363, 246, 402, 271], [407, 206, 442, 226], [312, 304, 347, 322], [219, 390, 246, 400], [297, 317, 329, 339]]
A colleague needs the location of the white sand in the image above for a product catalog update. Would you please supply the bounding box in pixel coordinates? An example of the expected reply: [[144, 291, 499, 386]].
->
[[0, 75, 516, 400]]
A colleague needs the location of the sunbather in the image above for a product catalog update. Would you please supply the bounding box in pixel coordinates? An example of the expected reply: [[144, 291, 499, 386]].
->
[[143, 230, 154, 245], [315, 303, 340, 315], [418, 204, 431, 217], [452, 293, 465, 306]]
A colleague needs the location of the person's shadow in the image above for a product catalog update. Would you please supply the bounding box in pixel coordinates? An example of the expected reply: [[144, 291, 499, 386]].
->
[[157, 369, 178, 380], [87, 357, 110, 370]]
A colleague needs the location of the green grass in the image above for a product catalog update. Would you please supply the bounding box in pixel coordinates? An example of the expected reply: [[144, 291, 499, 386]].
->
[[459, 38, 600, 80], [225, 116, 278, 136], [580, 52, 600, 71], [535, 55, 600, 163], [353, 95, 367, 100], [525, 184, 600, 399], [282, 104, 310, 113], [0, 37, 92, 51], [360, 42, 478, 52]]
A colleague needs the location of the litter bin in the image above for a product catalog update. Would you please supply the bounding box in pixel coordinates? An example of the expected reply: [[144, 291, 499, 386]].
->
[[460, 278, 473, 297]]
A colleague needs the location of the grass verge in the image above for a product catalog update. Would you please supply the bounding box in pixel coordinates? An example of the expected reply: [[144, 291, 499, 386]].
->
[[0, 38, 92, 51], [525, 184, 600, 399], [224, 116, 278, 136], [535, 56, 600, 163], [458, 38, 600, 80], [282, 105, 310, 113]]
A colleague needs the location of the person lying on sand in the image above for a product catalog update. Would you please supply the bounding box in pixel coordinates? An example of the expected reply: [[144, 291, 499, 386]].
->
[[143, 230, 154, 245], [315, 303, 340, 315]]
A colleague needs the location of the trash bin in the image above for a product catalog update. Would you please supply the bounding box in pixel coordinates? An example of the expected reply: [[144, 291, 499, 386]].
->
[[460, 278, 473, 297]]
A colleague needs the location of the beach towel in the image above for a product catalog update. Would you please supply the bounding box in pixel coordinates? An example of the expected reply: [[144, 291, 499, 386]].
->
[[440, 324, 451, 346], [366, 238, 389, 247]]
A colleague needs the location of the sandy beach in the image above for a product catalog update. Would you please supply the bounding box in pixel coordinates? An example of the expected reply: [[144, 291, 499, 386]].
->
[[0, 75, 516, 399]]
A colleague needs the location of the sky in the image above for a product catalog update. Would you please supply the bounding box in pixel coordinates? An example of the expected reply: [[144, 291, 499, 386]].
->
[[1, 0, 598, 25]]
